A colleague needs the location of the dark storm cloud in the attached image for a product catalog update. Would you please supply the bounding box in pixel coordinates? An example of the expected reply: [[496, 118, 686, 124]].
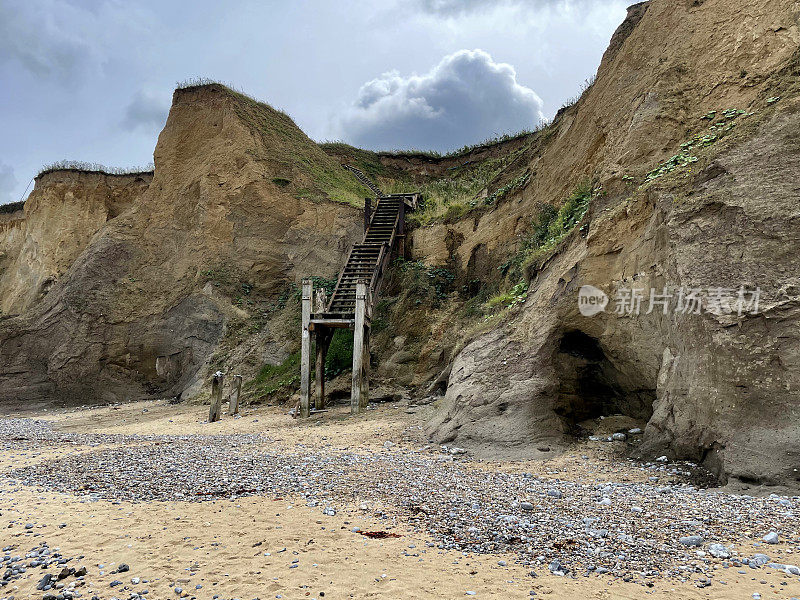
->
[[122, 91, 170, 133], [340, 49, 544, 152]]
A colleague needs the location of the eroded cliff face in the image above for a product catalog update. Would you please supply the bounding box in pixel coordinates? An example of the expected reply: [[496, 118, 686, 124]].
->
[[423, 0, 800, 486], [1, 0, 798, 488], [0, 85, 363, 406], [0, 171, 152, 315]]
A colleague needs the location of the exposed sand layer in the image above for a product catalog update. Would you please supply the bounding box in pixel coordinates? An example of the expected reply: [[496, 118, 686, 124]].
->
[[1, 399, 799, 600]]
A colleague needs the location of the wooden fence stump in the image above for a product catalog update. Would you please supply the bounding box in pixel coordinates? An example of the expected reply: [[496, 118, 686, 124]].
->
[[209, 371, 224, 422], [299, 278, 313, 418], [351, 280, 368, 414], [228, 374, 243, 415]]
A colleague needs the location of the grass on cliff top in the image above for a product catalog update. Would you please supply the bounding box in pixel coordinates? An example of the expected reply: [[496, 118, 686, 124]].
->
[[37, 160, 154, 178], [324, 123, 550, 226], [0, 200, 25, 214], [177, 79, 371, 207], [397, 159, 531, 226], [321, 128, 541, 161]]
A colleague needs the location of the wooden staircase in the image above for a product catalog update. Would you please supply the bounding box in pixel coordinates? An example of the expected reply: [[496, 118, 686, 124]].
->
[[343, 164, 384, 198], [298, 167, 419, 418], [326, 196, 404, 314]]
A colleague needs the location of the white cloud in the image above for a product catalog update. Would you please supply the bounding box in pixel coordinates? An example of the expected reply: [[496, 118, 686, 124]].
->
[[339, 49, 544, 152], [122, 90, 170, 132], [0, 163, 19, 205]]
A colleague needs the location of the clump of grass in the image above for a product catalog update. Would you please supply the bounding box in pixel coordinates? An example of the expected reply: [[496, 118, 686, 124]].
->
[[244, 351, 301, 401], [485, 280, 529, 312], [475, 171, 530, 208], [501, 180, 596, 281], [325, 330, 353, 378], [403, 155, 528, 226]]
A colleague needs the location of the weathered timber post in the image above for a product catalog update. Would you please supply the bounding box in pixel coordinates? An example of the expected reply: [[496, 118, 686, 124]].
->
[[351, 280, 368, 413], [313, 288, 328, 313], [364, 197, 372, 233], [228, 374, 243, 415], [315, 330, 330, 410], [397, 198, 406, 258], [360, 324, 370, 409], [300, 278, 313, 418], [209, 371, 224, 422]]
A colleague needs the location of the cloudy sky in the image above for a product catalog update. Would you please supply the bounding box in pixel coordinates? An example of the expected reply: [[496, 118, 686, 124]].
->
[[0, 0, 628, 205]]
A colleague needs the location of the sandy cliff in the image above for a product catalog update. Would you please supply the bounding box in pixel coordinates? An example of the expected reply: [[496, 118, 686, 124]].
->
[[0, 85, 365, 406], [424, 0, 800, 486], [2, 0, 799, 487], [0, 171, 152, 315]]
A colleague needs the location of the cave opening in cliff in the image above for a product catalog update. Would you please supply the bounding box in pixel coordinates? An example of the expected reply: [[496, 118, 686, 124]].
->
[[554, 330, 655, 436]]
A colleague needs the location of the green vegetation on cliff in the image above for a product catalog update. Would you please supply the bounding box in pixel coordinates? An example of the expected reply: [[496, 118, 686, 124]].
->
[[177, 80, 371, 207]]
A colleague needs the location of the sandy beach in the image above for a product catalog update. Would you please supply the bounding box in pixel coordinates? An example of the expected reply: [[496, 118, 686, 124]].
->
[[1, 399, 798, 600]]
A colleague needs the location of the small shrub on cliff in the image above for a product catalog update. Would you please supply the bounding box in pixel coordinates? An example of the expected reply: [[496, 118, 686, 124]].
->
[[475, 171, 531, 208], [500, 180, 595, 282], [396, 259, 455, 306], [405, 155, 525, 226]]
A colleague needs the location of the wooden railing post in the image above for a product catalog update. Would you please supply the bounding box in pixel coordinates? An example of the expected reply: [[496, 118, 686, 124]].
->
[[228, 374, 242, 415], [300, 278, 313, 418], [209, 371, 224, 422], [351, 280, 368, 414], [398, 199, 406, 257], [364, 197, 372, 233]]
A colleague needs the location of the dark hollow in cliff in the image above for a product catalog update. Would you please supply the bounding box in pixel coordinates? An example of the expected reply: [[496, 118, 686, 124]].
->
[[553, 330, 655, 436]]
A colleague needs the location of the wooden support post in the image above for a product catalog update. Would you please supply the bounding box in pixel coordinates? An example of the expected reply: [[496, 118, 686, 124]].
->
[[313, 288, 328, 313], [300, 278, 313, 418], [209, 371, 224, 422], [351, 280, 367, 414], [228, 374, 242, 415], [315, 330, 330, 410], [364, 197, 372, 233], [360, 325, 370, 409], [397, 200, 406, 258]]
